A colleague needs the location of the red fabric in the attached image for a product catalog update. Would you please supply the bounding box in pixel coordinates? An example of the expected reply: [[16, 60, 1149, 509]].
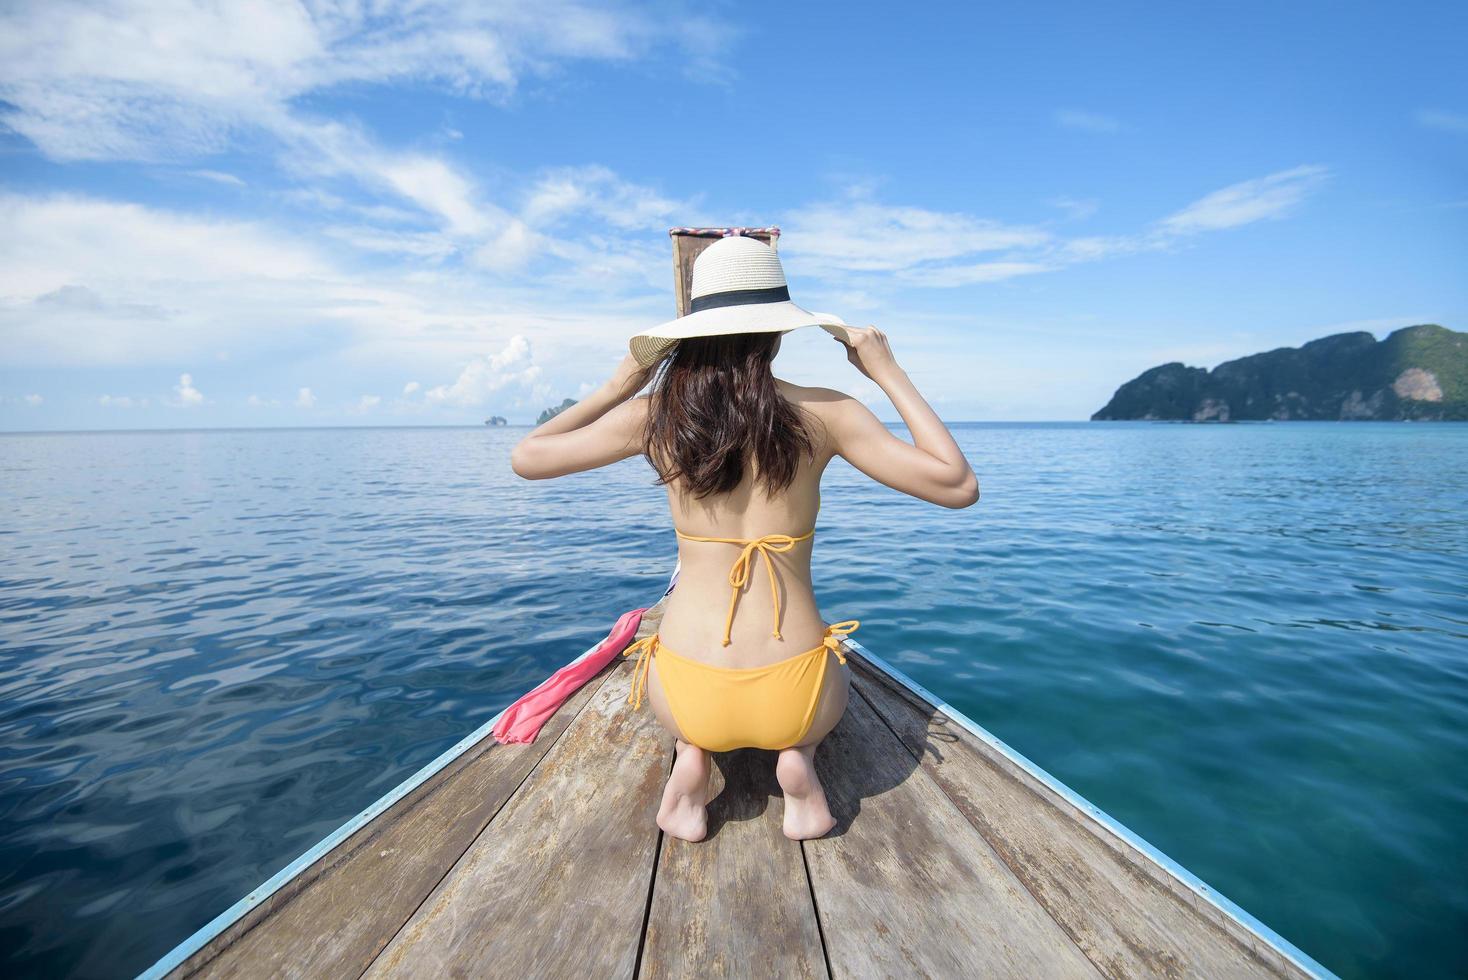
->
[[491, 608, 648, 744]]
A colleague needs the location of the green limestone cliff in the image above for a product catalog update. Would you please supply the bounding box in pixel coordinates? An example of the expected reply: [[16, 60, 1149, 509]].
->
[[1092, 324, 1467, 421]]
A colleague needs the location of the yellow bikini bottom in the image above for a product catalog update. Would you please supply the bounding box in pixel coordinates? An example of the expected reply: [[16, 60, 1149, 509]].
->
[[622, 621, 859, 752]]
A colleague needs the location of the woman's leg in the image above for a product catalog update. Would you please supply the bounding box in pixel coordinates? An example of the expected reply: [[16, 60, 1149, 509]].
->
[[776, 657, 850, 840], [658, 737, 712, 842], [646, 658, 712, 842]]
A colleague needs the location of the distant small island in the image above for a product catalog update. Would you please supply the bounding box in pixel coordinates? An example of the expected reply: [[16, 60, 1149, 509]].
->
[[1092, 323, 1466, 421], [536, 398, 578, 425], [484, 416, 507, 426]]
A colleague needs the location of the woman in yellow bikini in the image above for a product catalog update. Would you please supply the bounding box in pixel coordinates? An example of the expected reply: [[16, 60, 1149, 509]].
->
[[511, 235, 979, 842]]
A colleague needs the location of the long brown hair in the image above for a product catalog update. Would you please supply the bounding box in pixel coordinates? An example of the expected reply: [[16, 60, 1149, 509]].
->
[[641, 333, 821, 498]]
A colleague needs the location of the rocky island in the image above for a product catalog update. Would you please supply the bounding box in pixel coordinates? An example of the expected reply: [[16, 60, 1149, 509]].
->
[[536, 398, 578, 425], [1092, 323, 1465, 421]]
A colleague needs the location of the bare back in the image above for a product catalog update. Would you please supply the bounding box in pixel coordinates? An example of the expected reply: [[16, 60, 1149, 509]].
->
[[653, 379, 848, 669], [513, 326, 976, 667]]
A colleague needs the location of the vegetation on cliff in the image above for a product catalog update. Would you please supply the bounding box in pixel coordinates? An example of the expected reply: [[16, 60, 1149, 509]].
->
[[1092, 324, 1466, 421]]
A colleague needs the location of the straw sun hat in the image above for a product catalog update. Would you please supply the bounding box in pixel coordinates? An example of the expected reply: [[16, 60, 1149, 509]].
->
[[628, 235, 854, 367]]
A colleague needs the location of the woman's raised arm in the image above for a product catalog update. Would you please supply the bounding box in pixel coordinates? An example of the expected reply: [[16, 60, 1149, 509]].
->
[[826, 326, 979, 509], [510, 354, 652, 480]]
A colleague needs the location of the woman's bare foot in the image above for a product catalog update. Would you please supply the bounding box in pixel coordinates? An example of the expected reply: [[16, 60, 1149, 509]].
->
[[776, 743, 836, 840], [657, 738, 711, 842]]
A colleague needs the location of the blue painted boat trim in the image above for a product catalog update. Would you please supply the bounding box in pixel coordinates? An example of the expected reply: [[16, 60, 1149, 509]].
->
[[835, 629, 1338, 980], [135, 617, 648, 980]]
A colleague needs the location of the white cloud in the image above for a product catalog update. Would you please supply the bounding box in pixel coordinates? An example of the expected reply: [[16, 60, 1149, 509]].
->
[[372, 153, 499, 238], [295, 387, 316, 409], [523, 165, 684, 230], [1039, 166, 1332, 266], [187, 169, 245, 186], [1415, 108, 1468, 133], [0, 186, 672, 397], [172, 372, 203, 406], [897, 261, 1054, 287], [99, 394, 146, 408], [425, 334, 544, 407], [0, 1, 732, 165], [354, 394, 382, 413], [266, 119, 684, 283], [403, 381, 421, 395], [783, 166, 1331, 292], [1047, 196, 1099, 220], [246, 393, 280, 407], [1050, 233, 1156, 263], [1158, 165, 1330, 234], [0, 0, 729, 294], [1055, 109, 1122, 134], [320, 225, 459, 261], [23, 393, 43, 406], [782, 194, 1051, 278], [0, 191, 334, 365]]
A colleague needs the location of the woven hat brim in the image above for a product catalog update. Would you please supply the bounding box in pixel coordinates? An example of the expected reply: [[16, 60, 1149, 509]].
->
[[629, 301, 852, 367]]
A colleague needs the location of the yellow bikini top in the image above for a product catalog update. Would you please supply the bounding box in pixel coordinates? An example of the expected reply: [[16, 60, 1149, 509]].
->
[[674, 528, 816, 646]]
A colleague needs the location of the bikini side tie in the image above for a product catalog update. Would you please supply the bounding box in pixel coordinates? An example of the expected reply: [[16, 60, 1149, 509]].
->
[[622, 634, 658, 710], [675, 529, 816, 646], [822, 620, 860, 665]]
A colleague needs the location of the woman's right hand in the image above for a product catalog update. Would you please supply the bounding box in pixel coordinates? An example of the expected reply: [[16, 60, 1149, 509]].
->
[[833, 325, 900, 384]]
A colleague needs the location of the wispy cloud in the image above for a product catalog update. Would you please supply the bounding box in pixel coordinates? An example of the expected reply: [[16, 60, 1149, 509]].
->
[[1047, 196, 1099, 220], [781, 193, 1051, 282], [897, 261, 1054, 287], [1054, 109, 1123, 134], [1414, 108, 1468, 133], [186, 170, 246, 187], [99, 394, 147, 409], [785, 165, 1331, 291], [1157, 165, 1331, 234]]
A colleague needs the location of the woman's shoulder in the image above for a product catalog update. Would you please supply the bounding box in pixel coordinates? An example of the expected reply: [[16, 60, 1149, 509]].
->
[[773, 381, 867, 437], [773, 379, 858, 411]]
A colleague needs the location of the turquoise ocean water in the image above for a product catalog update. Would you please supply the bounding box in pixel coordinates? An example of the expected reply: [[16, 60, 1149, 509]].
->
[[1, 422, 1464, 978]]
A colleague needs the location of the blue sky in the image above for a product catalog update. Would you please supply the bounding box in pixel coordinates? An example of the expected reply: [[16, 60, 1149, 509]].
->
[[1, 0, 1464, 429]]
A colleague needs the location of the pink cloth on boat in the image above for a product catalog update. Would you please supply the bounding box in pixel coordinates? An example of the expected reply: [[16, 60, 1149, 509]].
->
[[491, 608, 648, 744]]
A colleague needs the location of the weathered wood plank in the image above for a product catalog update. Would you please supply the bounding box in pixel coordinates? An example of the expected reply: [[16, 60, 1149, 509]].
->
[[640, 747, 827, 979], [670, 229, 778, 317], [803, 685, 1103, 979], [362, 660, 672, 978], [169, 663, 618, 979], [849, 656, 1307, 979]]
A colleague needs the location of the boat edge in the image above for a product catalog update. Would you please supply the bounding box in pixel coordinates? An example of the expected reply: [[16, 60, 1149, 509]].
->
[[139, 571, 1336, 980], [134, 624, 639, 980], [837, 630, 1339, 980]]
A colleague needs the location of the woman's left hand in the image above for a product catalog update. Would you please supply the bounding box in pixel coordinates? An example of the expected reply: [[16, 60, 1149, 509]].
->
[[608, 351, 655, 400]]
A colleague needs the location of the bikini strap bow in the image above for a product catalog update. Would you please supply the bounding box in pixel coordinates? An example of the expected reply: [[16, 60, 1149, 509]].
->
[[698, 531, 816, 645], [622, 634, 658, 710], [822, 620, 860, 665]]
